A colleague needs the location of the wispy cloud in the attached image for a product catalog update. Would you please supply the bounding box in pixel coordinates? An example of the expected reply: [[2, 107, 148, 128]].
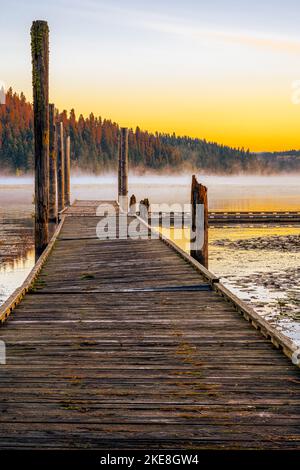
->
[[145, 20, 300, 54]]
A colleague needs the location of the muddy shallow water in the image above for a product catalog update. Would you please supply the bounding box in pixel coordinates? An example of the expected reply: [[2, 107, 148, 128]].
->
[[160, 225, 300, 346], [0, 175, 300, 347], [208, 226, 300, 346]]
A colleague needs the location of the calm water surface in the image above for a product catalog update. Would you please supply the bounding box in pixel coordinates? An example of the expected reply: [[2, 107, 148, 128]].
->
[[1, 175, 300, 345]]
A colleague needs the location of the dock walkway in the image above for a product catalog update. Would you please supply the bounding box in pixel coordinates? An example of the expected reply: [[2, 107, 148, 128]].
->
[[0, 200, 299, 449]]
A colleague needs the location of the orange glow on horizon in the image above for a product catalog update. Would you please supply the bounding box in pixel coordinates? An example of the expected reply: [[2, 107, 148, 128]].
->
[[49, 83, 300, 153]]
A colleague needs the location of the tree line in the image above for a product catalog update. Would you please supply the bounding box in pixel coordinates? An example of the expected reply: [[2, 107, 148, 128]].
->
[[1, 88, 300, 174]]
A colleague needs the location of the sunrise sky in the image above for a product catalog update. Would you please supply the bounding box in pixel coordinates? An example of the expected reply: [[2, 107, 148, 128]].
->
[[1, 0, 300, 151]]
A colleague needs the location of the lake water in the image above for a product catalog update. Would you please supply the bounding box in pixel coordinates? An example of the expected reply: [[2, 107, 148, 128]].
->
[[1, 174, 300, 346]]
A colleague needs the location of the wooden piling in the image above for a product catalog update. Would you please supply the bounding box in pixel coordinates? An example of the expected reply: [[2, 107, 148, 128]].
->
[[118, 127, 128, 211], [159, 211, 163, 229], [49, 103, 57, 223], [139, 198, 151, 227], [117, 133, 121, 200], [57, 122, 65, 212], [31, 20, 49, 260], [190, 175, 208, 268], [64, 135, 71, 206], [129, 194, 136, 215]]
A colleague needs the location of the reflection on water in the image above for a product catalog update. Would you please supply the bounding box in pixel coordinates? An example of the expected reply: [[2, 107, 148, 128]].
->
[[0, 249, 34, 305], [0, 209, 34, 306]]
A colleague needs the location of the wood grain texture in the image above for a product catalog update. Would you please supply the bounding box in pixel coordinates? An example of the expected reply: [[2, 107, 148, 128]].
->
[[49, 103, 57, 223], [0, 200, 299, 450], [57, 122, 65, 212], [64, 135, 71, 207], [190, 175, 208, 268], [118, 128, 128, 211]]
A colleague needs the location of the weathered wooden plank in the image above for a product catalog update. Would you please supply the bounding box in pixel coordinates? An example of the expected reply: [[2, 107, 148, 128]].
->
[[0, 199, 299, 450]]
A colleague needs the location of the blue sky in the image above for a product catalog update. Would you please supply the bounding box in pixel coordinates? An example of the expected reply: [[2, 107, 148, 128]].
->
[[1, 0, 300, 150]]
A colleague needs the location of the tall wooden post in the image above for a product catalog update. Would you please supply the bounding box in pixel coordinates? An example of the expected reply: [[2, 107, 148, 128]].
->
[[57, 122, 65, 212], [129, 194, 136, 215], [117, 133, 121, 201], [190, 175, 208, 268], [49, 103, 57, 223], [118, 127, 128, 212], [31, 20, 49, 260], [64, 135, 71, 206]]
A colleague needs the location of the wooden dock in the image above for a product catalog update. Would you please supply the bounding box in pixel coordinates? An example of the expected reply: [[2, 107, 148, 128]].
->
[[151, 211, 300, 227], [0, 200, 299, 450]]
